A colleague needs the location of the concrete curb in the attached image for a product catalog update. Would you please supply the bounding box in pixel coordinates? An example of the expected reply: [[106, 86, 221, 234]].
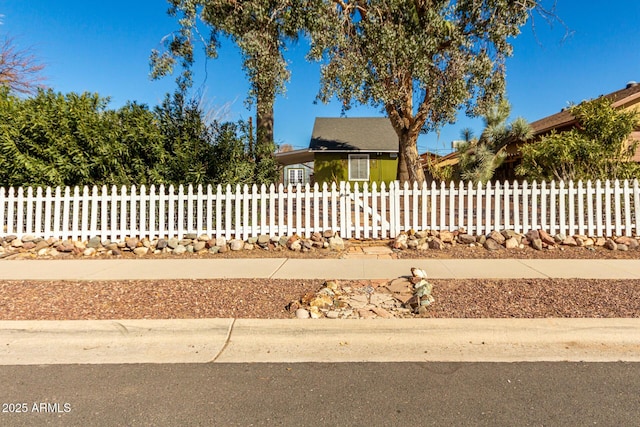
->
[[2, 318, 639, 365]]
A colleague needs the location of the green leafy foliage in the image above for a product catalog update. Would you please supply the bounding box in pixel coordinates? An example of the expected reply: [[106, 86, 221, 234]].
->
[[516, 98, 640, 181], [0, 89, 279, 187]]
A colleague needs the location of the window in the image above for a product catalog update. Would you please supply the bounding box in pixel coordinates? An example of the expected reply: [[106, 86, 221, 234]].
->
[[348, 154, 369, 181], [288, 168, 304, 185]]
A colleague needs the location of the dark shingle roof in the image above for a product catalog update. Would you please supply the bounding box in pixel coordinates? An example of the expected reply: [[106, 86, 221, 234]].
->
[[309, 117, 398, 152]]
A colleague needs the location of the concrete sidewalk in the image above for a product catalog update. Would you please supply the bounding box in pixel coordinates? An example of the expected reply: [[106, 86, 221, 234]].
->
[[1, 258, 640, 280]]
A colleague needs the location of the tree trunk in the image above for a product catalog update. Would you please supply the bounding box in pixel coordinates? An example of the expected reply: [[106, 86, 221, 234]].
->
[[255, 93, 274, 156], [397, 130, 426, 184]]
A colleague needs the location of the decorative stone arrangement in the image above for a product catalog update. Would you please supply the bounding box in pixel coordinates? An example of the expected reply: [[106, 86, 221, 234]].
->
[[288, 268, 435, 319], [391, 228, 640, 252]]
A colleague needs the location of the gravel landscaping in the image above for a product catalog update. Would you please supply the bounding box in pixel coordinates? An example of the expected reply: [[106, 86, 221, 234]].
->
[[1, 243, 638, 320]]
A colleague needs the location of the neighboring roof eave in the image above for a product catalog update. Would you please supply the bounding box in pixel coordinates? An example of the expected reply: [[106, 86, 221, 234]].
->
[[274, 148, 314, 166]]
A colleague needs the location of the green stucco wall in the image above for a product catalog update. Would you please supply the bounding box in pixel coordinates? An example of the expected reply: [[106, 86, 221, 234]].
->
[[313, 152, 398, 185]]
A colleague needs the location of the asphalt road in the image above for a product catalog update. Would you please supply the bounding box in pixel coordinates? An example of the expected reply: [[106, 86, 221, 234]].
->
[[1, 362, 639, 426]]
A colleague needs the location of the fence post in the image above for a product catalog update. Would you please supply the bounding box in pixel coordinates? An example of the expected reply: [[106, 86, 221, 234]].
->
[[421, 181, 428, 232], [567, 180, 575, 237], [463, 181, 472, 235], [380, 182, 387, 238], [513, 181, 520, 233], [196, 184, 203, 236], [321, 182, 329, 235], [242, 184, 251, 241], [354, 182, 361, 239], [235, 184, 242, 240], [474, 181, 482, 236], [549, 181, 557, 235], [130, 185, 138, 240], [459, 181, 466, 233], [522, 180, 529, 234], [633, 179, 640, 236], [44, 187, 53, 239], [6, 188, 15, 236], [61, 187, 71, 240], [260, 184, 267, 237], [494, 181, 502, 231], [80, 186, 89, 241], [577, 180, 585, 236], [501, 181, 508, 231], [303, 183, 311, 238], [595, 180, 603, 237], [15, 187, 24, 237], [25, 187, 34, 236], [267, 183, 275, 237], [388, 181, 395, 237], [186, 184, 194, 236], [614, 179, 622, 236], [158, 184, 167, 240], [149, 185, 156, 241], [34, 187, 43, 237], [445, 181, 456, 231], [429, 181, 436, 231], [294, 183, 302, 237], [604, 180, 612, 237], [371, 182, 378, 239], [484, 181, 492, 234], [139, 185, 147, 240], [586, 180, 594, 237], [206, 184, 213, 237], [438, 181, 445, 231], [168, 185, 176, 240], [277, 183, 285, 237], [362, 182, 370, 239], [312, 183, 319, 236], [176, 185, 185, 239], [413, 181, 420, 231], [622, 180, 631, 236], [216, 184, 223, 239]]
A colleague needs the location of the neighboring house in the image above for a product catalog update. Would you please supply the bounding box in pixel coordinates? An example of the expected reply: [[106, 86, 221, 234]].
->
[[274, 117, 399, 185], [282, 162, 314, 186], [310, 117, 399, 184], [431, 81, 640, 181], [274, 148, 315, 186]]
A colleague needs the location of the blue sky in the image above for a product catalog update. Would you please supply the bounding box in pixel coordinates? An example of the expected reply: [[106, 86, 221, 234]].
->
[[2, 1, 639, 155]]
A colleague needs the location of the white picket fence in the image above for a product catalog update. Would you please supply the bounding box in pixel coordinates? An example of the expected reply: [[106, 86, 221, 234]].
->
[[1, 179, 639, 241]]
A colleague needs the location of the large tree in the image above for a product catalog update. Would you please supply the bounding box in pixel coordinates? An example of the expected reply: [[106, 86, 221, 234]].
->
[[307, 0, 549, 183], [151, 0, 304, 175]]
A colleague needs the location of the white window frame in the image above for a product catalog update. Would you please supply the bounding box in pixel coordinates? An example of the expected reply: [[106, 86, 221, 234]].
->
[[348, 154, 370, 181], [288, 168, 304, 185]]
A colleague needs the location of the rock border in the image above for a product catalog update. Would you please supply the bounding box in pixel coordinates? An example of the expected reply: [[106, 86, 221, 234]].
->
[[0, 227, 638, 259], [391, 229, 639, 253], [0, 231, 346, 259]]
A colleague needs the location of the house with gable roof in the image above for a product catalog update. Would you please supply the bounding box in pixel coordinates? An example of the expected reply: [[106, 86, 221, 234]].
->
[[275, 117, 399, 185]]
